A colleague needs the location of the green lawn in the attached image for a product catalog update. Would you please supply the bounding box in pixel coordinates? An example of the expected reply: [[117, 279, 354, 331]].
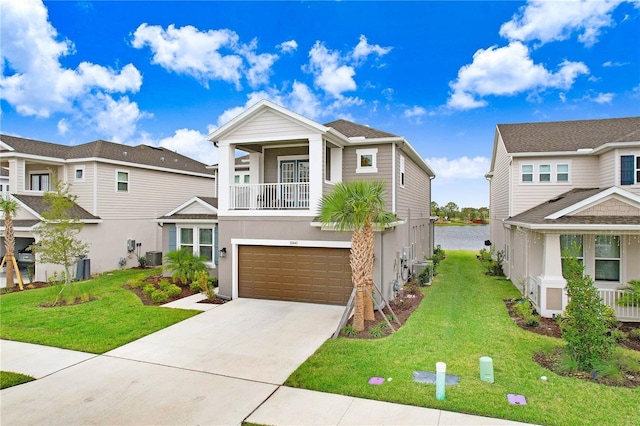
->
[[0, 268, 199, 354], [0, 371, 35, 389], [286, 251, 640, 426]]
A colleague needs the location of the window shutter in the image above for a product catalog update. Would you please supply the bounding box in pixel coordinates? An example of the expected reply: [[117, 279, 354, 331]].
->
[[214, 225, 219, 266], [621, 155, 634, 185], [168, 225, 176, 252]]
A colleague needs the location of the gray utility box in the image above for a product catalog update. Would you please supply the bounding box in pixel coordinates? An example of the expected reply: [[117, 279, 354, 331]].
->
[[412, 260, 433, 282], [146, 251, 163, 267]]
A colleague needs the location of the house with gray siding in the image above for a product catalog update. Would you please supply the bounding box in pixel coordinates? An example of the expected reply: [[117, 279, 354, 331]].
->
[[207, 100, 436, 305], [486, 116, 640, 320], [0, 135, 216, 284]]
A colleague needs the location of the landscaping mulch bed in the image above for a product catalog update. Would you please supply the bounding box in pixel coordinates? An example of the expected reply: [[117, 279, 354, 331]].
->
[[505, 298, 640, 388], [124, 274, 227, 306], [340, 287, 424, 339]]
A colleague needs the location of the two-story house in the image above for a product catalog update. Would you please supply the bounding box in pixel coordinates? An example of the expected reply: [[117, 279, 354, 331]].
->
[[203, 100, 435, 305], [486, 117, 640, 320], [0, 135, 216, 283]]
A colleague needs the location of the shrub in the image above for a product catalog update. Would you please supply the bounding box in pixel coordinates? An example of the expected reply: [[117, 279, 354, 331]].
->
[[189, 281, 202, 293], [165, 284, 182, 298], [127, 278, 145, 289], [610, 329, 628, 344], [143, 284, 156, 297], [369, 326, 383, 338], [560, 255, 614, 371], [342, 325, 357, 336], [630, 329, 640, 341], [158, 279, 172, 291], [416, 263, 433, 286], [194, 271, 216, 301], [136, 253, 148, 268], [617, 279, 640, 307], [514, 299, 540, 327], [151, 290, 168, 303]]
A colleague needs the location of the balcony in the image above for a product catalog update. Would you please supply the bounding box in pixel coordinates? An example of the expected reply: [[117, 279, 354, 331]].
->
[[230, 182, 310, 210]]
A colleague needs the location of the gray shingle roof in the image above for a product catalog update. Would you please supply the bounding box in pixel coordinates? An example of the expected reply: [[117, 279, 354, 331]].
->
[[12, 194, 101, 221], [0, 219, 40, 228], [1, 134, 215, 175], [506, 188, 640, 226], [497, 116, 640, 153], [324, 119, 398, 139]]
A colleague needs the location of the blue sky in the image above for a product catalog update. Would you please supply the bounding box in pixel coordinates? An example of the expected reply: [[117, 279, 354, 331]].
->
[[2, 0, 639, 208]]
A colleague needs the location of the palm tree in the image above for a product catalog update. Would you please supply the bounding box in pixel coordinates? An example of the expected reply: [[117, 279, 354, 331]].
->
[[1, 197, 19, 288], [319, 181, 395, 331]]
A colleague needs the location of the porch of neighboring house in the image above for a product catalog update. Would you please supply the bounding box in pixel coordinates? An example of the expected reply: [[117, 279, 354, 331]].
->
[[514, 231, 640, 322]]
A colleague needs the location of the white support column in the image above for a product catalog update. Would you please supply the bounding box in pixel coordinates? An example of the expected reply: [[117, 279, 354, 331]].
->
[[217, 142, 235, 214], [308, 134, 323, 212], [249, 152, 262, 210], [539, 233, 567, 318]]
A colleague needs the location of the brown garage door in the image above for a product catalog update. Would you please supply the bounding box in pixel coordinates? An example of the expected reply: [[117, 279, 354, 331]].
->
[[238, 245, 352, 305]]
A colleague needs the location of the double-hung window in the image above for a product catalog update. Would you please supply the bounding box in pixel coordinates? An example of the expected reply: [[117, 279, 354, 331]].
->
[[560, 234, 583, 277], [178, 226, 215, 265], [539, 164, 551, 182], [595, 235, 620, 282], [521, 165, 533, 182], [556, 164, 569, 182], [116, 171, 129, 192]]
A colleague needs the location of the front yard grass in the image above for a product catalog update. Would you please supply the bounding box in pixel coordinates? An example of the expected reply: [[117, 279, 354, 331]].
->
[[0, 268, 199, 354], [286, 251, 640, 426], [0, 371, 35, 389]]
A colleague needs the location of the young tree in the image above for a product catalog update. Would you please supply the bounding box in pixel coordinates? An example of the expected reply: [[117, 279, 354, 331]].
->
[[320, 181, 395, 331], [1, 197, 19, 288], [29, 180, 89, 301]]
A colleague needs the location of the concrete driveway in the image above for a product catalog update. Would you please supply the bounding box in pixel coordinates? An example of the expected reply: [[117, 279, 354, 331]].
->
[[1, 298, 344, 425]]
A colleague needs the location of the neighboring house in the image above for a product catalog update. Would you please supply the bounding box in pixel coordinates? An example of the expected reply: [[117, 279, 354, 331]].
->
[[486, 117, 640, 321], [0, 135, 216, 283], [203, 100, 436, 305]]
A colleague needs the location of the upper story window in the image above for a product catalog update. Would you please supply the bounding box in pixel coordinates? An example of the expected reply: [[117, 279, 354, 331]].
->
[[234, 173, 250, 183], [400, 155, 406, 187], [538, 164, 551, 182], [116, 171, 129, 192], [556, 164, 569, 182], [521, 162, 570, 183], [521, 164, 533, 182], [75, 166, 85, 181], [620, 155, 639, 185], [30, 173, 50, 191], [356, 148, 378, 174]]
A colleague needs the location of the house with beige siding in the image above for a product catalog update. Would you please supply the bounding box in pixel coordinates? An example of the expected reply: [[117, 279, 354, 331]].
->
[[207, 100, 436, 305], [486, 117, 640, 321], [0, 135, 216, 284]]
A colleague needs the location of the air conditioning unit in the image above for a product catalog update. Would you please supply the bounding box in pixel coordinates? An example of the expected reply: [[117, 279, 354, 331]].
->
[[146, 251, 163, 267]]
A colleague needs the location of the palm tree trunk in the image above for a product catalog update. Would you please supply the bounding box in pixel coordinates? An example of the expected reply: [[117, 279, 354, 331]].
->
[[363, 219, 376, 322], [4, 211, 15, 288], [350, 229, 367, 331]]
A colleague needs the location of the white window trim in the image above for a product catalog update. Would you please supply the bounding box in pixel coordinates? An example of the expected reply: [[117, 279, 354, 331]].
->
[[356, 148, 378, 174], [177, 225, 216, 268], [400, 155, 405, 187], [594, 235, 621, 283], [520, 161, 571, 184], [74, 165, 85, 182], [538, 164, 551, 183], [115, 169, 129, 192], [520, 164, 533, 183]]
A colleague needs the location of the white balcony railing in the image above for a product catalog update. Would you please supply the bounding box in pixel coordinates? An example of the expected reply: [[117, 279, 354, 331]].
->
[[230, 182, 309, 210], [599, 288, 640, 322]]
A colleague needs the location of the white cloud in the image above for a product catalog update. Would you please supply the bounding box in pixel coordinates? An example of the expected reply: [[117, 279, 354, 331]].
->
[[589, 92, 615, 104], [57, 118, 69, 135], [603, 60, 628, 67], [239, 39, 279, 88], [0, 0, 142, 118], [82, 94, 150, 143], [426, 156, 490, 180], [404, 106, 427, 118], [307, 41, 357, 97], [132, 23, 243, 88], [352, 35, 392, 63], [154, 128, 219, 166], [447, 42, 588, 110], [499, 0, 624, 47], [277, 40, 298, 54]]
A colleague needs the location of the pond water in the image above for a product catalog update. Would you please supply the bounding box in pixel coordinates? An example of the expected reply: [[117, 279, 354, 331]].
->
[[434, 225, 490, 251]]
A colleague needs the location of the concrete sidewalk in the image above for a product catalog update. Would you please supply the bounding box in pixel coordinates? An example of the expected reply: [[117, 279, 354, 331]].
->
[[1, 298, 534, 425]]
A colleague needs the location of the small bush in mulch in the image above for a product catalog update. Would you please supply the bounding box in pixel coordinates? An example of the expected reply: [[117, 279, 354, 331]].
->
[[124, 274, 227, 306], [505, 298, 640, 388]]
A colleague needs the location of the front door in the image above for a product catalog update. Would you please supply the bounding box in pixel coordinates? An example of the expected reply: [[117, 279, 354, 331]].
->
[[280, 159, 309, 207]]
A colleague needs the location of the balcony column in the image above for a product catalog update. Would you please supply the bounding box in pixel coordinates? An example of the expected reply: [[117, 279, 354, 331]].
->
[[217, 142, 235, 213], [538, 233, 567, 318], [249, 152, 262, 209], [308, 134, 323, 212]]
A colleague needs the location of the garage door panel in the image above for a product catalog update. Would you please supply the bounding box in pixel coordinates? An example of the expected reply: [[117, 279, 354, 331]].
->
[[238, 245, 352, 305]]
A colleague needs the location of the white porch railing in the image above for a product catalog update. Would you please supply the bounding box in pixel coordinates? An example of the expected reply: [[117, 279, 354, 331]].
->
[[599, 289, 640, 322], [230, 183, 309, 210]]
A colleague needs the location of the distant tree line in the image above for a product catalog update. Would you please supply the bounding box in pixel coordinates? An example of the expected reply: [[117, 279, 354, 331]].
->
[[431, 201, 489, 223]]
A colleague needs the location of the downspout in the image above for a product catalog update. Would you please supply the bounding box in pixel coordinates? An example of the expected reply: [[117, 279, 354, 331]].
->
[[391, 144, 396, 214]]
